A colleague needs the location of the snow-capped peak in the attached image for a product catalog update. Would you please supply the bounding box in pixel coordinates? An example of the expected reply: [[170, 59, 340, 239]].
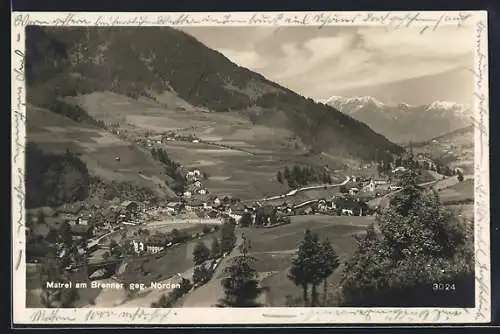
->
[[425, 101, 471, 114], [426, 101, 460, 110], [319, 95, 385, 108]]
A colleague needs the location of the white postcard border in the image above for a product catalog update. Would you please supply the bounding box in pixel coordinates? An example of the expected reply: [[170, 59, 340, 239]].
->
[[11, 11, 491, 325]]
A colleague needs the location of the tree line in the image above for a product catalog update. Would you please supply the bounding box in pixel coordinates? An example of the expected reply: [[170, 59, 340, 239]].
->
[[376, 150, 457, 177], [191, 222, 237, 287], [150, 147, 187, 194], [26, 143, 90, 209], [90, 177, 159, 203], [277, 165, 332, 188], [238, 207, 292, 228]]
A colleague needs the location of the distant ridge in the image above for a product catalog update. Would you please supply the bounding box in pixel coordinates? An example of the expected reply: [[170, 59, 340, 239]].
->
[[322, 95, 472, 144]]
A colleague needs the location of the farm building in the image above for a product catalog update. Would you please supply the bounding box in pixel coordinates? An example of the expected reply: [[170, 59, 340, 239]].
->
[[392, 166, 408, 174], [316, 199, 336, 212], [364, 179, 389, 192], [146, 245, 164, 254], [349, 188, 360, 195]]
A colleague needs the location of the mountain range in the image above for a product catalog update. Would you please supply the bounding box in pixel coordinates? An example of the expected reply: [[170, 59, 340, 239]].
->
[[321, 96, 473, 144], [25, 27, 404, 161], [24, 26, 413, 206]]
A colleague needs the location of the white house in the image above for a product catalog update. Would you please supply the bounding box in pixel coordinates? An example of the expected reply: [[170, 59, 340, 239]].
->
[[186, 171, 195, 178], [183, 191, 192, 198], [365, 179, 388, 192], [198, 188, 207, 195], [392, 166, 407, 174], [317, 201, 328, 212], [192, 139, 200, 144], [214, 198, 221, 206], [342, 209, 354, 216], [193, 169, 201, 177], [77, 217, 89, 225], [132, 240, 145, 254], [349, 188, 359, 195], [193, 180, 202, 188], [146, 245, 164, 254]]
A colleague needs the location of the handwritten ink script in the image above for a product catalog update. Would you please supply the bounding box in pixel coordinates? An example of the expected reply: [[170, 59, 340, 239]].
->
[[13, 12, 472, 33], [13, 49, 25, 164], [262, 308, 466, 323], [12, 41, 26, 274], [30, 308, 174, 323], [470, 18, 490, 322]]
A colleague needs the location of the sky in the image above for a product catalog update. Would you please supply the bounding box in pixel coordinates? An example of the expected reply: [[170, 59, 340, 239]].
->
[[180, 25, 474, 105]]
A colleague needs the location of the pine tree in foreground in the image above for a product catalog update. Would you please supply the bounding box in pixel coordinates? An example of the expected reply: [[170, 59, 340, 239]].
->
[[288, 230, 339, 306], [339, 172, 474, 307]]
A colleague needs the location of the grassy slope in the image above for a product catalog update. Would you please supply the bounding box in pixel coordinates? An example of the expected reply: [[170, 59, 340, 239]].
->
[[26, 26, 404, 164], [412, 125, 474, 174], [27, 106, 176, 199], [66, 91, 350, 200]]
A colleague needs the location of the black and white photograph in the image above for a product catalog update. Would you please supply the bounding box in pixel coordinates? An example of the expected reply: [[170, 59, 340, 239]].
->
[[12, 11, 490, 324]]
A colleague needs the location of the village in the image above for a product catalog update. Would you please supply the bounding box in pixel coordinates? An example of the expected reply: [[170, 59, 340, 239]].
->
[[26, 158, 416, 270], [26, 122, 463, 304]]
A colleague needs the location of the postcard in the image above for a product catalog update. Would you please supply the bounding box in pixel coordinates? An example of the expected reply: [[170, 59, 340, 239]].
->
[[11, 10, 490, 325]]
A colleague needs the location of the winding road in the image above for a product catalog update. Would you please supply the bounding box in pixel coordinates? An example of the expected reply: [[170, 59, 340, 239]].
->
[[242, 176, 351, 204], [367, 174, 465, 209]]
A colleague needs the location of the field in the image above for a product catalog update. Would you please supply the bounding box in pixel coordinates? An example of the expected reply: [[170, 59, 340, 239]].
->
[[439, 179, 474, 202], [179, 215, 374, 307], [26, 106, 174, 197], [69, 92, 349, 200]]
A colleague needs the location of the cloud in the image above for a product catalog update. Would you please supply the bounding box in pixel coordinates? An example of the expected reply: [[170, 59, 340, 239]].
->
[[181, 25, 474, 102], [217, 48, 268, 71]]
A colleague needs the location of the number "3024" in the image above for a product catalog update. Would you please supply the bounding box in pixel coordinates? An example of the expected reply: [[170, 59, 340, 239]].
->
[[433, 283, 456, 291]]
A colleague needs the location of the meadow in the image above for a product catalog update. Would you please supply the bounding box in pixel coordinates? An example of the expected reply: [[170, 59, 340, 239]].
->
[[178, 215, 374, 307], [27, 106, 173, 197], [439, 179, 474, 202], [70, 91, 348, 200]]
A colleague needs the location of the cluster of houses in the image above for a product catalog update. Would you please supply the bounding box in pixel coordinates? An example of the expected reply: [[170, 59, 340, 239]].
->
[[182, 169, 208, 198], [131, 240, 164, 255], [346, 172, 406, 196], [134, 131, 202, 149]]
